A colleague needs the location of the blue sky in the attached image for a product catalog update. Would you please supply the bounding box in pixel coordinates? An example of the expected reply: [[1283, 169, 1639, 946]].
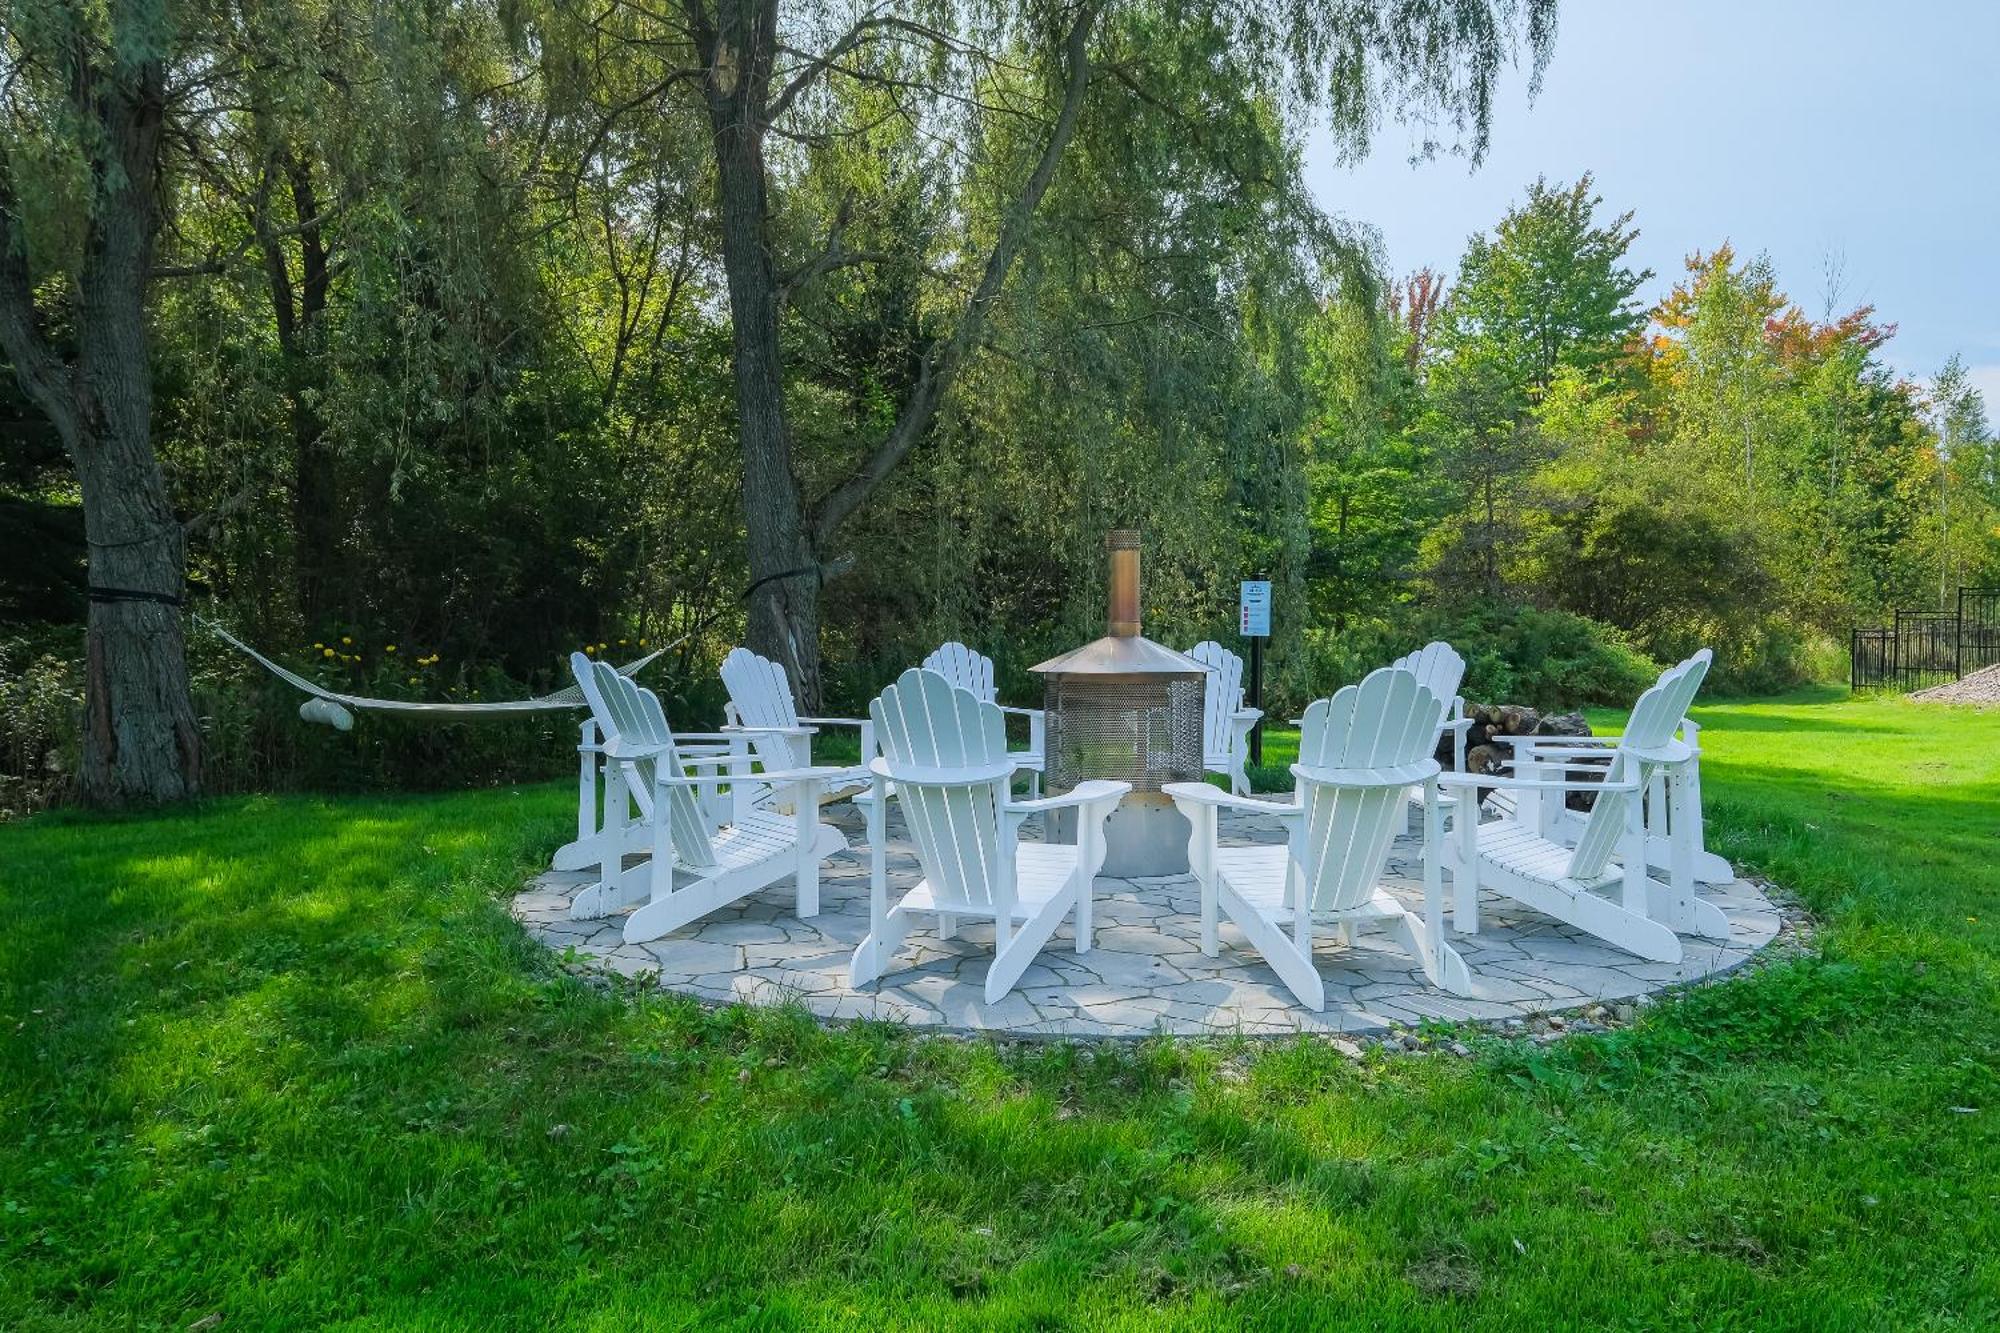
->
[[1302, 1, 2000, 405]]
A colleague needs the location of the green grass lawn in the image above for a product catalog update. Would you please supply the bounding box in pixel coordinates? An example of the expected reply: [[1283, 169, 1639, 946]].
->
[[3, 692, 1997, 1328]]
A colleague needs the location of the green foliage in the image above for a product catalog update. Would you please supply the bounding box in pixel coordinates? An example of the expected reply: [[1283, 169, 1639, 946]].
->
[[1299, 603, 1658, 710], [1287, 183, 1999, 703]]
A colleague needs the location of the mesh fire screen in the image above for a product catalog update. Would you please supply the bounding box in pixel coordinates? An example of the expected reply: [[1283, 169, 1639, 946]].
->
[[1042, 674, 1204, 794]]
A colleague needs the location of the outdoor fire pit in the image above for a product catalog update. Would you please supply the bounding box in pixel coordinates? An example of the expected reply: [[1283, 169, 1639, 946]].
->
[[1032, 530, 1206, 877]]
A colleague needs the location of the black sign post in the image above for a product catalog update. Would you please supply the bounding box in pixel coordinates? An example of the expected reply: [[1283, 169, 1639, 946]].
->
[[1239, 574, 1271, 767]]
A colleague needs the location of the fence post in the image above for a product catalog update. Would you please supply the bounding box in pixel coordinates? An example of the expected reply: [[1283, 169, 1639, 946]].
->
[[1957, 587, 1967, 680]]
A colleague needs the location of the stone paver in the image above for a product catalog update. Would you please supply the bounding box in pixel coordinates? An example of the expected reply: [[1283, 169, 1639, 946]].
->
[[511, 802, 1787, 1037]]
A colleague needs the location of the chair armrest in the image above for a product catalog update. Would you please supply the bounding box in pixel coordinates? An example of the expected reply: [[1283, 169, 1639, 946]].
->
[[679, 751, 762, 770], [1291, 758, 1439, 789], [995, 704, 1044, 718], [723, 722, 815, 739], [1004, 779, 1129, 815], [601, 737, 671, 761], [1161, 781, 1304, 820], [1442, 717, 1475, 734], [756, 764, 870, 786], [1230, 707, 1263, 724], [798, 715, 868, 730], [1488, 734, 1616, 749], [1436, 771, 1640, 794], [869, 755, 1018, 786]]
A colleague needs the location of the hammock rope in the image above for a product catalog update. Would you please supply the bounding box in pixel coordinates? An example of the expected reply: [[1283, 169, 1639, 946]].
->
[[197, 617, 665, 729]]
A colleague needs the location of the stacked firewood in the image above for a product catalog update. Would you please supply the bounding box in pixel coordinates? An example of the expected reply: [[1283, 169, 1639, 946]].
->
[[1441, 702, 1597, 810]]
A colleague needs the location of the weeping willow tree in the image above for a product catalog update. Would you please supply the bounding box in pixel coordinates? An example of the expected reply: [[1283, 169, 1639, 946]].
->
[[571, 0, 1559, 704]]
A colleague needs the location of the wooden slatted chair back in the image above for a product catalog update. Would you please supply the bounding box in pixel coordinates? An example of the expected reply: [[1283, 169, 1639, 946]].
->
[[720, 646, 806, 772], [1391, 641, 1466, 712], [1186, 641, 1246, 759], [571, 653, 717, 870], [870, 668, 1009, 910], [921, 642, 997, 702], [1564, 650, 1712, 881], [1294, 667, 1444, 913]]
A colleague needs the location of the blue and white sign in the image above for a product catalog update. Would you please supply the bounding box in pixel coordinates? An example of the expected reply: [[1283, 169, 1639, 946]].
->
[[1239, 579, 1272, 638]]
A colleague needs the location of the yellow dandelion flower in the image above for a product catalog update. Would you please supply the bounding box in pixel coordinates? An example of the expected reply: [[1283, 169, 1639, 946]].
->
[[341, 636, 352, 646], [619, 638, 628, 646], [313, 642, 324, 650], [638, 637, 647, 647], [385, 645, 397, 654], [323, 647, 335, 658], [409, 676, 419, 685]]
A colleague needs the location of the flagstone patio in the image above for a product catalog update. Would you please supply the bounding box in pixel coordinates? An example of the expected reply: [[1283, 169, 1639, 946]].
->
[[511, 802, 1784, 1037]]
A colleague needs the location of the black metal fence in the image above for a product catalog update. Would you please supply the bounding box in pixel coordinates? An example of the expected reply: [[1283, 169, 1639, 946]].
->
[[1851, 588, 2000, 690]]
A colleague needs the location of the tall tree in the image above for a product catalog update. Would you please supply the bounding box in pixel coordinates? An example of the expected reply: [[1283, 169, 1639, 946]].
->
[[1433, 174, 1649, 406], [0, 0, 196, 803], [1425, 173, 1647, 595]]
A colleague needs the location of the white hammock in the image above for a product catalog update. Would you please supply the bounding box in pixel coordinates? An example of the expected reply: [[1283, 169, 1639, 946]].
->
[[199, 617, 663, 731]]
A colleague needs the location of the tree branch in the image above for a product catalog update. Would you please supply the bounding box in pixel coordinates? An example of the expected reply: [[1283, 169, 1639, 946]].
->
[[0, 152, 78, 452], [810, 0, 1102, 546]]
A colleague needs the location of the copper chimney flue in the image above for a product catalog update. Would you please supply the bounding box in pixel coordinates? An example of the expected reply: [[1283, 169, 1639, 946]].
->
[[1107, 529, 1141, 636], [1031, 529, 1207, 878]]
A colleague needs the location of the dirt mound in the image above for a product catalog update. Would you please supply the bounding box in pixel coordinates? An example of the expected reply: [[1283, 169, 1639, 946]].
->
[[1911, 663, 2000, 705]]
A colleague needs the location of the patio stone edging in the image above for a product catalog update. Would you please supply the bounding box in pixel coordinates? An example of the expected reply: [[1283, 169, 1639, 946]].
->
[[511, 803, 1790, 1041]]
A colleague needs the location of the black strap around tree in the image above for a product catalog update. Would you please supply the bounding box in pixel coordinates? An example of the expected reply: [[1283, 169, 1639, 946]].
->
[[87, 585, 185, 608], [740, 564, 823, 601]]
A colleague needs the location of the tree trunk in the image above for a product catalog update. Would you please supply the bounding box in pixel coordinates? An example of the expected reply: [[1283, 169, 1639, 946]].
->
[[76, 56, 198, 804], [272, 153, 338, 628], [699, 0, 824, 703], [0, 42, 198, 805]]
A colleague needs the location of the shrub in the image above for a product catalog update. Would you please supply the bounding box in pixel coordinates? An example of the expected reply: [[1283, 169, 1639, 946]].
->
[[0, 631, 83, 816], [1293, 604, 1661, 711]]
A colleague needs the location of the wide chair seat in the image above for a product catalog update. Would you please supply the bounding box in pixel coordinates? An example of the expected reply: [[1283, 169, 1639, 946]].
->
[[1473, 819, 1581, 883], [893, 843, 1085, 922], [1210, 843, 1409, 925]]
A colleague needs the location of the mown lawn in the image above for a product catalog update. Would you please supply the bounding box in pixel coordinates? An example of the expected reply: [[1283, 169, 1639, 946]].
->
[[2, 691, 1996, 1329]]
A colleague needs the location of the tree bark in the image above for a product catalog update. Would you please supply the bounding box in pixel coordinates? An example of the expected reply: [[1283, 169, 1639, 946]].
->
[[693, 0, 825, 702], [0, 39, 198, 805]]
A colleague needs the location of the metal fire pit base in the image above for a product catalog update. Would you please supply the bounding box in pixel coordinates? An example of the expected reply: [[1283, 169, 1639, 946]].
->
[[1048, 791, 1190, 879]]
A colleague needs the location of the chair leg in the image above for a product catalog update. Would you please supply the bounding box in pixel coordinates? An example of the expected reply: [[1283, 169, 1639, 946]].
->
[[1452, 797, 1480, 934]]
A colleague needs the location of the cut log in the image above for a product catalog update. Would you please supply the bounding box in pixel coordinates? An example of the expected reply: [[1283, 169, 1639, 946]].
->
[[1445, 703, 1597, 810]]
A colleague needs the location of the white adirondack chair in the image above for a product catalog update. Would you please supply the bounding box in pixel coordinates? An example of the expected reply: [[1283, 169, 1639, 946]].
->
[[1164, 667, 1472, 1009], [1484, 662, 1732, 886], [1438, 651, 1729, 963], [719, 646, 872, 811], [568, 654, 852, 944], [554, 688, 736, 874], [1186, 641, 1262, 795], [1392, 641, 1473, 778], [849, 668, 1129, 1003], [922, 641, 1045, 792]]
